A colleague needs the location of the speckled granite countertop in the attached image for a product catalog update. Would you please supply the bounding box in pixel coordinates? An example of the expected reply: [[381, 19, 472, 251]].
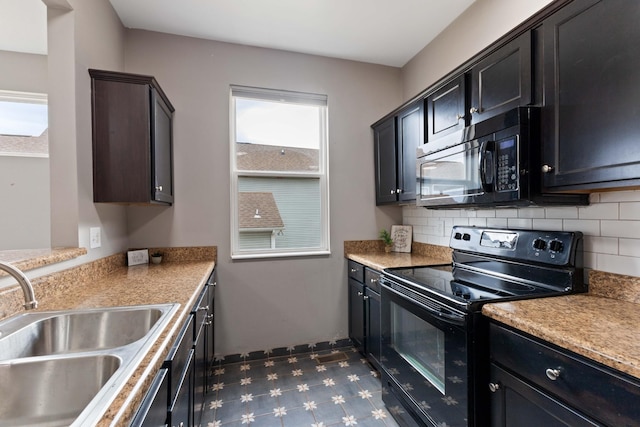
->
[[0, 247, 216, 426], [344, 240, 452, 271], [483, 270, 640, 380]]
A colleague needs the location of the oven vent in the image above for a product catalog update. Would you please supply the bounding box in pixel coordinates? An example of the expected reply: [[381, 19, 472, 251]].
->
[[316, 352, 348, 364]]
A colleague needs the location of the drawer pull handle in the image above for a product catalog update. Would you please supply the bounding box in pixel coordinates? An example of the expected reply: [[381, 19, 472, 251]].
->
[[350, 268, 357, 273], [546, 368, 561, 381], [370, 278, 378, 283], [357, 291, 364, 297], [488, 382, 500, 392], [198, 305, 209, 311]]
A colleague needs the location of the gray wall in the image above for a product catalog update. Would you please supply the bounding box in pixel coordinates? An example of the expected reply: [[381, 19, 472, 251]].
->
[[123, 31, 403, 355], [0, 50, 50, 250]]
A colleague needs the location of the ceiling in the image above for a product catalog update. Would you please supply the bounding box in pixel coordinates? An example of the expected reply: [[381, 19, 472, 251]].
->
[[0, 0, 476, 67]]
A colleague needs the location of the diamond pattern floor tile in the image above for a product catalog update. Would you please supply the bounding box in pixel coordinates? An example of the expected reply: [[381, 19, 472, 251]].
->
[[202, 347, 399, 426]]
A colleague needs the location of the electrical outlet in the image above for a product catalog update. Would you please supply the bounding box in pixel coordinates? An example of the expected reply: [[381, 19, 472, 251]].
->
[[90, 227, 101, 249]]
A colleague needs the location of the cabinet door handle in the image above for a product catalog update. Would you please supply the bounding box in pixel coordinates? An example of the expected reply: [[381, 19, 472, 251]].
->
[[396, 188, 402, 194], [390, 189, 396, 194], [489, 382, 500, 392], [545, 368, 561, 381], [541, 164, 554, 173], [363, 295, 370, 300], [456, 113, 465, 121], [198, 305, 209, 311], [370, 278, 378, 284], [357, 291, 364, 297], [155, 185, 163, 192], [350, 268, 357, 273], [470, 107, 479, 114]]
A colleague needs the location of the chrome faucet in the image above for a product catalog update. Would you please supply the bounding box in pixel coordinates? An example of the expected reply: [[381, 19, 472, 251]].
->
[[0, 261, 38, 310]]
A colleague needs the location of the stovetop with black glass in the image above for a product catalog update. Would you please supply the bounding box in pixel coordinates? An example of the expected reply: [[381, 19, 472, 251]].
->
[[382, 226, 586, 312]]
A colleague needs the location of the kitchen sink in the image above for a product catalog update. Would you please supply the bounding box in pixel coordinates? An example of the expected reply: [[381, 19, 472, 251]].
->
[[0, 354, 121, 427], [0, 303, 180, 426], [0, 306, 165, 360]]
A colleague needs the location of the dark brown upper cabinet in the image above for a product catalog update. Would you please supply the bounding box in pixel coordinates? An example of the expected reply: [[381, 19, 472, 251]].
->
[[373, 100, 423, 205], [424, 31, 532, 145], [469, 31, 532, 124], [90, 69, 175, 205], [541, 0, 640, 191], [425, 75, 466, 142]]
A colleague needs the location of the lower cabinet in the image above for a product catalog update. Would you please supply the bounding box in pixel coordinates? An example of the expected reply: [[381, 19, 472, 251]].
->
[[489, 322, 640, 427], [347, 260, 381, 370], [131, 269, 216, 427]]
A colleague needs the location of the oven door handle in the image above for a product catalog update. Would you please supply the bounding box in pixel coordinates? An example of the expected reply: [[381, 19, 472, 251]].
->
[[382, 282, 465, 327]]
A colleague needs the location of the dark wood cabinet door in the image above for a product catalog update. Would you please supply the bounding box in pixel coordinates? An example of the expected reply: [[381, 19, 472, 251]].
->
[[396, 102, 423, 202], [152, 88, 174, 204], [489, 364, 598, 427], [373, 117, 398, 205], [542, 0, 640, 190], [425, 74, 466, 142], [470, 31, 532, 124], [348, 278, 365, 354], [365, 287, 381, 369]]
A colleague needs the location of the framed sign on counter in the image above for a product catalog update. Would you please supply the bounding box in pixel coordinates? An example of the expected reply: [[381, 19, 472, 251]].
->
[[391, 225, 412, 253]]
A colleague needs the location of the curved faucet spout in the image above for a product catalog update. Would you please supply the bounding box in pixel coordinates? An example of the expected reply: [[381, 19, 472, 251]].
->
[[0, 261, 38, 310]]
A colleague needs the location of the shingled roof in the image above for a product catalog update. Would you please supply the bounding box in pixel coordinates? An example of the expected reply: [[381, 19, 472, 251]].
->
[[236, 142, 318, 172], [238, 192, 284, 230], [0, 128, 49, 156]]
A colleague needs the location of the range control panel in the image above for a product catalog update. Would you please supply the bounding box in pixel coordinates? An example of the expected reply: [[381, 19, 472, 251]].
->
[[450, 226, 582, 267]]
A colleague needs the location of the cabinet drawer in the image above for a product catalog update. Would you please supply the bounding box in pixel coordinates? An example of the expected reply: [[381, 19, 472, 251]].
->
[[191, 285, 209, 334], [364, 268, 381, 293], [490, 323, 640, 426], [348, 261, 364, 283]]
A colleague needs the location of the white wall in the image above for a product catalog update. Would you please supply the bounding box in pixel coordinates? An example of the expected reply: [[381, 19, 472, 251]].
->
[[123, 31, 403, 355], [400, 0, 640, 280]]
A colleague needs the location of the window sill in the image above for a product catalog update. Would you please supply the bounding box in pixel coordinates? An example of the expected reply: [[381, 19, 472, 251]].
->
[[231, 249, 331, 260]]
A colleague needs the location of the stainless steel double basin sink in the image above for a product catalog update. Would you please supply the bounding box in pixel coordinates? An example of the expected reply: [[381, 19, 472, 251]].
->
[[0, 303, 180, 426]]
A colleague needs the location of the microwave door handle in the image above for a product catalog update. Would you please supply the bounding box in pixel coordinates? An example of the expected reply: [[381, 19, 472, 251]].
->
[[480, 140, 495, 192]]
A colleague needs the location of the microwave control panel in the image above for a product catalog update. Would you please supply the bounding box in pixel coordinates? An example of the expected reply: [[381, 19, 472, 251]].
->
[[496, 136, 518, 192]]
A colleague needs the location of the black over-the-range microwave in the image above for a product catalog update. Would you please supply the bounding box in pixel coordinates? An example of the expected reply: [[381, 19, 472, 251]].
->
[[417, 107, 588, 208]]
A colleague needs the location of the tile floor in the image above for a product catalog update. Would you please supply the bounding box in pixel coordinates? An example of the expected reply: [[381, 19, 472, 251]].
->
[[202, 347, 400, 426]]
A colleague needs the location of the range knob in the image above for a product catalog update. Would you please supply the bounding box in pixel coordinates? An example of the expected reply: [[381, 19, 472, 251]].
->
[[549, 240, 564, 252], [533, 238, 547, 250]]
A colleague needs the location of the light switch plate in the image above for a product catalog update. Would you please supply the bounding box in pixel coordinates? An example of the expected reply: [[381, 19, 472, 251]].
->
[[90, 227, 101, 248]]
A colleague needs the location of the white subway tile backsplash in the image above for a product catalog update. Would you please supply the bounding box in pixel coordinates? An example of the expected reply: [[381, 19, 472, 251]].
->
[[532, 219, 564, 230], [583, 236, 618, 255], [486, 218, 509, 228], [402, 190, 640, 279], [507, 218, 532, 229], [578, 203, 619, 220], [495, 209, 519, 218], [620, 202, 640, 220], [598, 190, 640, 203], [597, 254, 640, 277], [619, 238, 640, 257], [517, 207, 545, 219], [545, 206, 579, 219], [563, 219, 600, 236], [601, 220, 640, 239]]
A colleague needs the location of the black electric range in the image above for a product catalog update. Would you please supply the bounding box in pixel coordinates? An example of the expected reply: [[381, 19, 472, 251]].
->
[[378, 226, 585, 427]]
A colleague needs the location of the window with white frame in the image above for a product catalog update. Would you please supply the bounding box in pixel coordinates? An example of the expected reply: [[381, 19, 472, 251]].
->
[[0, 90, 48, 158], [230, 86, 329, 259]]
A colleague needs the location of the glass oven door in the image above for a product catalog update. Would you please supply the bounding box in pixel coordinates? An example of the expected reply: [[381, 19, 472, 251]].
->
[[381, 277, 470, 427]]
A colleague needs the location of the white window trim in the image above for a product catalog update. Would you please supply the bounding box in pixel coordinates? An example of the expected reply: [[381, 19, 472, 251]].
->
[[229, 85, 330, 260]]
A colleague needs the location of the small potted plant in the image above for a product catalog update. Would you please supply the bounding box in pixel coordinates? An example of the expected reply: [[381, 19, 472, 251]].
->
[[150, 251, 163, 265], [379, 229, 394, 253]]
